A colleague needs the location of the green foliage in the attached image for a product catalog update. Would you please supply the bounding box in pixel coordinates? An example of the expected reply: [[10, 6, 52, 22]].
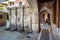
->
[[0, 4, 3, 7], [0, 7, 4, 10], [0, 4, 5, 10], [0, 0, 8, 10]]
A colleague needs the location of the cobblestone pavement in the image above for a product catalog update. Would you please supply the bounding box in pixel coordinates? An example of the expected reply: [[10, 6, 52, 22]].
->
[[40, 29, 49, 40], [0, 31, 39, 40]]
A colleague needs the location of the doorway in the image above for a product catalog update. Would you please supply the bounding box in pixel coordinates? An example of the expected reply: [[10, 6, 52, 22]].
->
[[40, 10, 51, 25]]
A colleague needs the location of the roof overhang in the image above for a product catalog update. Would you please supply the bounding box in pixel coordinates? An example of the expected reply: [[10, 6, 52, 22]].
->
[[27, 0, 38, 13], [0, 10, 8, 13], [37, 0, 54, 3]]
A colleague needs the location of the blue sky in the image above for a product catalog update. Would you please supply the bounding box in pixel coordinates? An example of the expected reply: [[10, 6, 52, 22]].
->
[[0, 0, 6, 3], [0, 0, 16, 3]]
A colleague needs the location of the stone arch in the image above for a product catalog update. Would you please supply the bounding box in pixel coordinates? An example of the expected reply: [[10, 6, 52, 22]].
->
[[40, 7, 52, 14]]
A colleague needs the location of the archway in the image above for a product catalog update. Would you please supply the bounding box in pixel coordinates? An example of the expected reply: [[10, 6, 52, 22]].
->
[[40, 7, 52, 25]]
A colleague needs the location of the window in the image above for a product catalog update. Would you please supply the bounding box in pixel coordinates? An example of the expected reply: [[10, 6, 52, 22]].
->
[[11, 2, 14, 6], [19, 2, 22, 5], [7, 14, 9, 20], [9, 2, 14, 6], [0, 15, 3, 19]]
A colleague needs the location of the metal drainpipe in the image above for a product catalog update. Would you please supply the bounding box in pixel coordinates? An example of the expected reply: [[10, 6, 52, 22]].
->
[[9, 2, 12, 27], [38, 12, 40, 33], [9, 2, 11, 27], [16, 7, 18, 29], [22, 6, 24, 31]]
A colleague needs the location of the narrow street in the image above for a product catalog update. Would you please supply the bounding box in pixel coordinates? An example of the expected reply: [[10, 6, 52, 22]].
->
[[0, 24, 52, 40], [0, 0, 60, 40], [40, 29, 49, 40], [38, 24, 54, 40], [0, 24, 58, 40]]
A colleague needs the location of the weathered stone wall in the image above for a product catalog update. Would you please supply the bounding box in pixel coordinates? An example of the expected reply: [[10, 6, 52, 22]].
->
[[31, 11, 39, 32], [11, 8, 16, 25], [8, 6, 39, 32], [17, 7, 23, 30], [24, 7, 30, 27], [8, 8, 16, 27]]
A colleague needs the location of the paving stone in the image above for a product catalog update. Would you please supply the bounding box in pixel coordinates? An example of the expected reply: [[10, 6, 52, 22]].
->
[[40, 29, 49, 40], [0, 31, 38, 40]]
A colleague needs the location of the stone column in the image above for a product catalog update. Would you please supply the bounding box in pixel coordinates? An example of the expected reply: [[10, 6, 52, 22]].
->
[[56, 0, 59, 27], [17, 7, 21, 30], [11, 8, 16, 26], [20, 7, 23, 30]]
